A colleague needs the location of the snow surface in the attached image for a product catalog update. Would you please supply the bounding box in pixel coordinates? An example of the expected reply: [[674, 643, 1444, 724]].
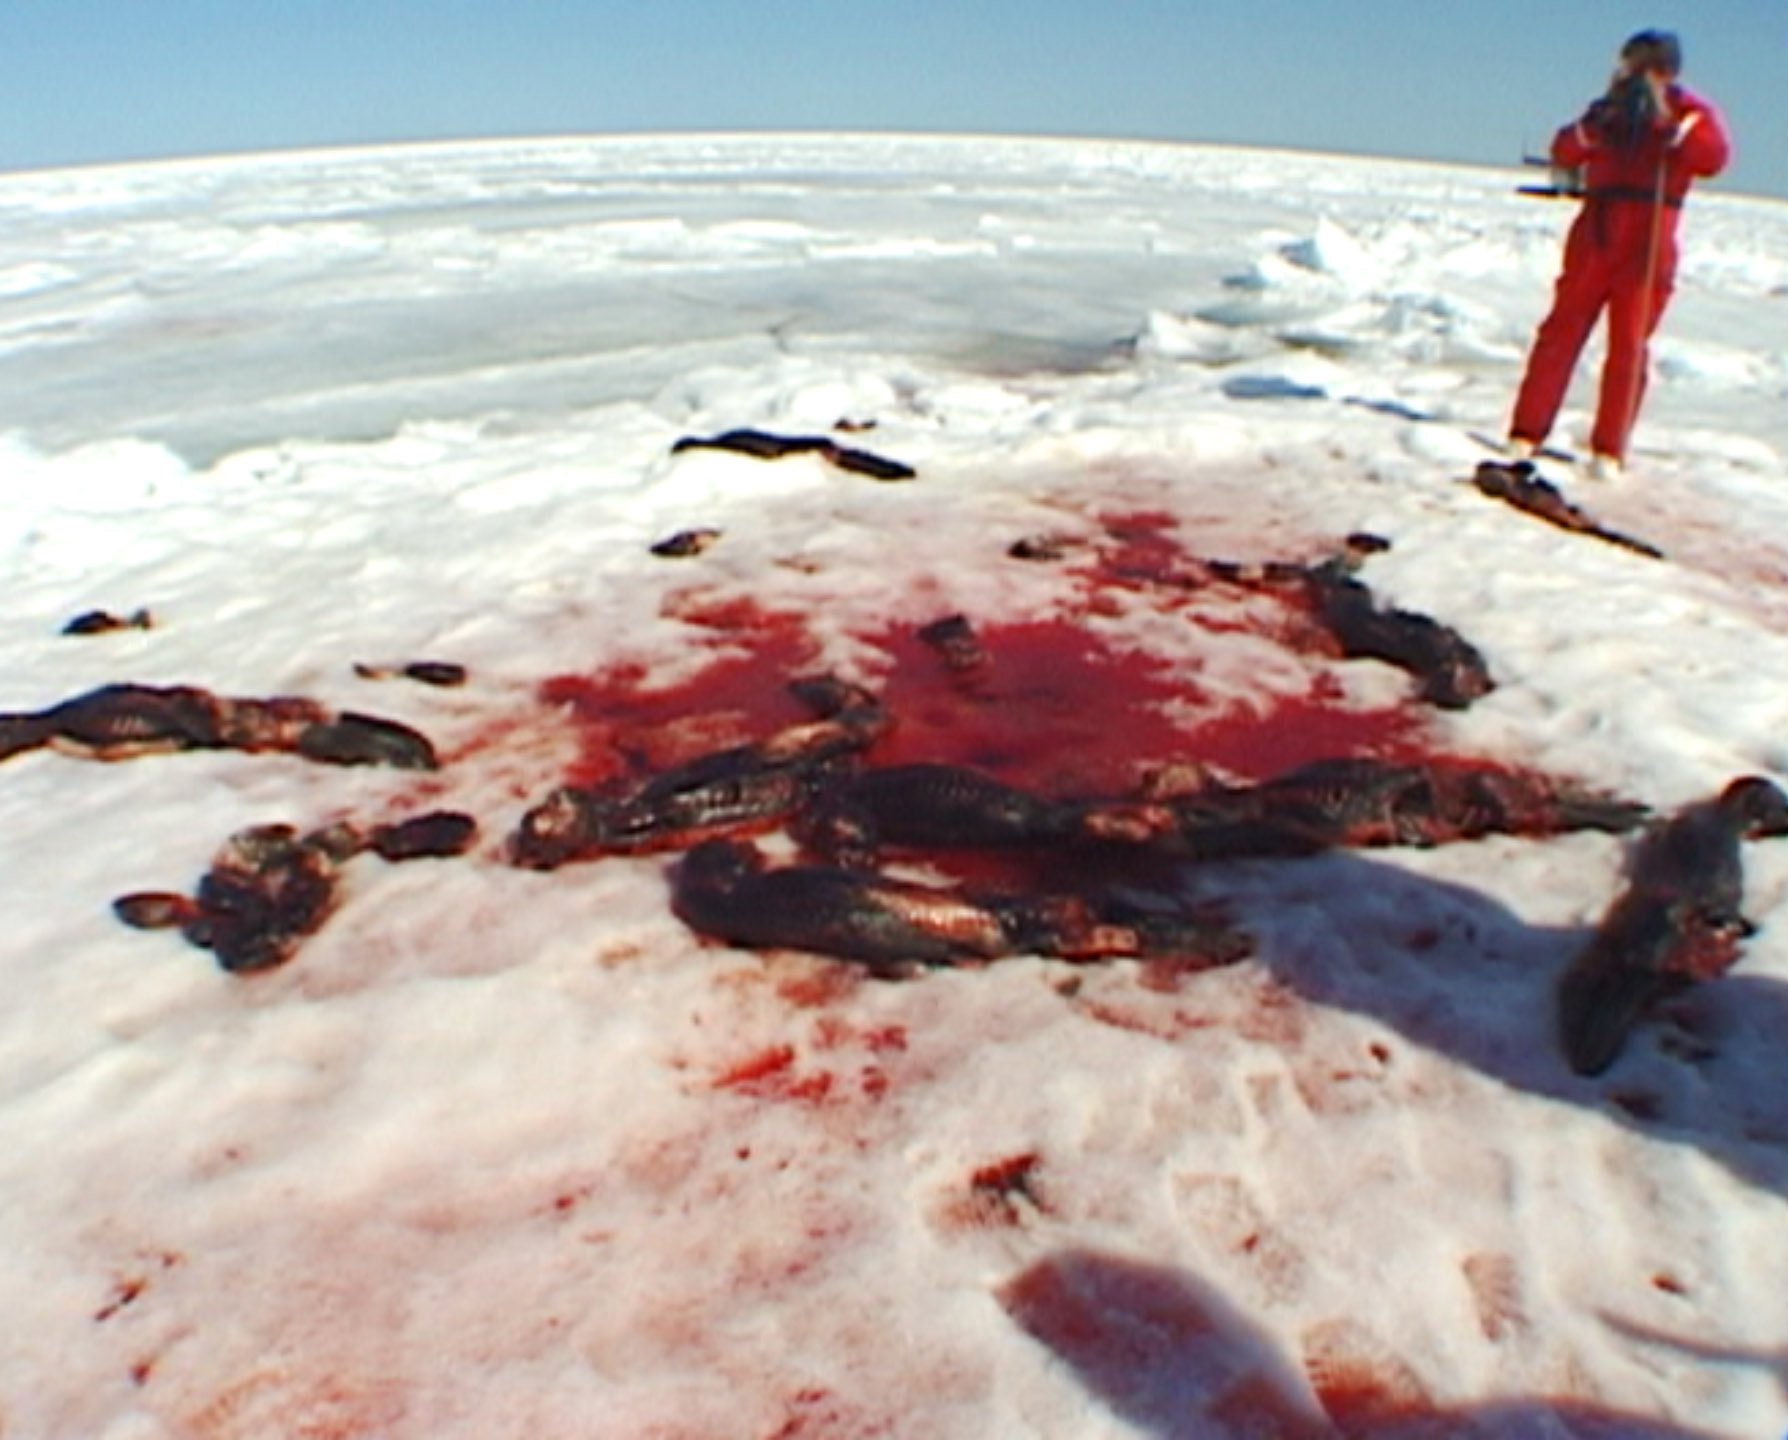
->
[[2, 133, 1787, 1438]]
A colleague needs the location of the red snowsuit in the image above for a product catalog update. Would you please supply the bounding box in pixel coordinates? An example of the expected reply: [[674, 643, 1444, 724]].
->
[[1510, 83, 1730, 463]]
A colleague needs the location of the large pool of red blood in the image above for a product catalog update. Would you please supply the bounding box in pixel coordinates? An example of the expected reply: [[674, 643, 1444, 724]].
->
[[865, 617, 1416, 796], [535, 510, 1423, 796], [866, 617, 1200, 795], [541, 612, 1416, 801]]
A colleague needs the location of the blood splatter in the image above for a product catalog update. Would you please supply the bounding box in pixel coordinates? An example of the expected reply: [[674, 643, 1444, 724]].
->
[[935, 1152, 1050, 1233], [1096, 509, 1202, 587], [810, 1016, 907, 1055], [713, 1044, 799, 1089], [93, 1250, 182, 1323], [93, 1276, 148, 1323], [711, 1045, 837, 1105], [761, 1386, 888, 1440], [967, 1152, 1048, 1221]]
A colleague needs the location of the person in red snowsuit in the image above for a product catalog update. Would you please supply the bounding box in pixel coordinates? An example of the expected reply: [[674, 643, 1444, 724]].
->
[[1508, 31, 1731, 473]]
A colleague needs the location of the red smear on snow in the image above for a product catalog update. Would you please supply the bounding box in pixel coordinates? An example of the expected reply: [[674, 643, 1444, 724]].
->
[[933, 1152, 1052, 1233], [772, 964, 865, 1011], [711, 1044, 875, 1106], [811, 1017, 907, 1055], [537, 602, 818, 787], [966, 1152, 1049, 1225], [1097, 509, 1201, 587], [714, 1044, 802, 1091]]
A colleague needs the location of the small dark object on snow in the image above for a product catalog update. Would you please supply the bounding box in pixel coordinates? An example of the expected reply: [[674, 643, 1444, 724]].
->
[[649, 528, 723, 558], [1558, 776, 1788, 1076], [917, 614, 988, 673], [62, 608, 154, 636], [352, 660, 469, 687], [1472, 461, 1664, 560], [369, 810, 478, 861], [296, 712, 438, 770], [670, 428, 915, 482], [1007, 533, 1079, 562]]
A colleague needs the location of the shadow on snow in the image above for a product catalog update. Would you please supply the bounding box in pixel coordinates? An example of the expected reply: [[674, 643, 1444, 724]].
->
[[998, 1246, 1768, 1439], [1176, 847, 1788, 1199]]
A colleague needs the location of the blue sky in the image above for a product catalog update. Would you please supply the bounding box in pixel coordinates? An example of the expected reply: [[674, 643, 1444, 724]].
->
[[1, 0, 1783, 199]]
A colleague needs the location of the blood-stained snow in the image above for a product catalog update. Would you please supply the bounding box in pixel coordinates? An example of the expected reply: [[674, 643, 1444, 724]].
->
[[2, 134, 1787, 1437]]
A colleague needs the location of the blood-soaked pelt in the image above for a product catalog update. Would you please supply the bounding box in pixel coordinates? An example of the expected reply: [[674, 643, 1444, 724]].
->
[[115, 811, 477, 973], [1077, 756, 1648, 858], [0, 683, 437, 769], [670, 837, 1252, 975], [1472, 460, 1664, 560], [796, 762, 1082, 868], [1312, 570, 1494, 710], [1212, 535, 1494, 710], [1557, 776, 1788, 1076], [511, 675, 888, 869]]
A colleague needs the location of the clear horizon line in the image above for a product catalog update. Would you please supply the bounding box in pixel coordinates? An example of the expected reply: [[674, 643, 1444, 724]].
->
[[4, 127, 1782, 207]]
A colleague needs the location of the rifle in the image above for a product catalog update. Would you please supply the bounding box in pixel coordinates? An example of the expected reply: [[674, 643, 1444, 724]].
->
[[1517, 152, 1583, 200]]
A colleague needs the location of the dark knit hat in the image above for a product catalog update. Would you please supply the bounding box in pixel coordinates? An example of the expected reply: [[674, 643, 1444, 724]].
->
[[1621, 29, 1682, 77]]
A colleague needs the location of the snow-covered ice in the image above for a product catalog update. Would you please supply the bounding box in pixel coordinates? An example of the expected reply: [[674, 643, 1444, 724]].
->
[[2, 133, 1787, 1437]]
